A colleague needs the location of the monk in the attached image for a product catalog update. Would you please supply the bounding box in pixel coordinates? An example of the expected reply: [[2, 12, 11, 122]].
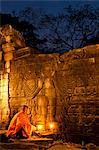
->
[[6, 105, 36, 139]]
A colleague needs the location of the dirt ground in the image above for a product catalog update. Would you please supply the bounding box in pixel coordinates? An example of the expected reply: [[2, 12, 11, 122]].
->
[[1, 142, 98, 150]]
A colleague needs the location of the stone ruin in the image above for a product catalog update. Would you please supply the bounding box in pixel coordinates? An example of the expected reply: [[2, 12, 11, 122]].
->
[[0, 25, 99, 145]]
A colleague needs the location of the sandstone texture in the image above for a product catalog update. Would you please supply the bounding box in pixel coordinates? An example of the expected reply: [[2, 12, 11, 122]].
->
[[0, 44, 99, 144]]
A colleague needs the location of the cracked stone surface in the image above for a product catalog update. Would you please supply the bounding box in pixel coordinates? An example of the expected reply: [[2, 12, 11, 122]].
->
[[0, 44, 99, 144]]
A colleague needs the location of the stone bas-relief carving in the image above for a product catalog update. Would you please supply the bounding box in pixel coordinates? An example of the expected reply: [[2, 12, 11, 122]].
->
[[0, 25, 27, 128], [8, 44, 99, 135], [0, 25, 99, 143], [9, 59, 58, 130], [74, 86, 97, 95]]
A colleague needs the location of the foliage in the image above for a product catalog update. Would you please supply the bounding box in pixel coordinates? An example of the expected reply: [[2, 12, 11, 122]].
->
[[0, 4, 99, 53], [39, 4, 99, 53]]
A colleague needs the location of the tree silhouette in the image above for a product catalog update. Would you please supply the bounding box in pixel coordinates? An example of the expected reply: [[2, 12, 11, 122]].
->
[[38, 4, 99, 53], [1, 4, 99, 53]]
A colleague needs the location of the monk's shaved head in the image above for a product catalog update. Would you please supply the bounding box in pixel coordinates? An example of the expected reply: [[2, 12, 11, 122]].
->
[[23, 105, 28, 111]]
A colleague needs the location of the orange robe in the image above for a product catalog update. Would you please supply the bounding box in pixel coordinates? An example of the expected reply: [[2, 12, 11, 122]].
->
[[6, 111, 33, 138]]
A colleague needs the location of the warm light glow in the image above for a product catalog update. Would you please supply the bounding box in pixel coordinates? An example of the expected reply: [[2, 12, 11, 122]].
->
[[0, 74, 9, 101], [0, 73, 9, 119], [37, 124, 45, 131], [49, 122, 58, 131], [5, 61, 10, 69], [49, 122, 55, 129]]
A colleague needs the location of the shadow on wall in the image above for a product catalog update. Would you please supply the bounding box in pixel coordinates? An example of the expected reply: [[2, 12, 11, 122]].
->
[[58, 105, 99, 146]]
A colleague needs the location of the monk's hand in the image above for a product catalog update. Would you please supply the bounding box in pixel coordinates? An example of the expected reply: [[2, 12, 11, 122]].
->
[[28, 135, 32, 140], [27, 113, 31, 119]]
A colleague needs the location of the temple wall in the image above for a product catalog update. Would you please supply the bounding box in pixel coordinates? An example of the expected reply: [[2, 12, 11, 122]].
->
[[0, 44, 99, 142], [9, 54, 59, 128]]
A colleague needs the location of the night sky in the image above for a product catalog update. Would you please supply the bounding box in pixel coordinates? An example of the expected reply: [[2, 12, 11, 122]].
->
[[1, 0, 99, 14]]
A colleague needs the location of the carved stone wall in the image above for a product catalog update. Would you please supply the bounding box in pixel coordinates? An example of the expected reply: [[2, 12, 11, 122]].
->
[[9, 54, 59, 127], [56, 45, 99, 144], [0, 44, 99, 143]]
